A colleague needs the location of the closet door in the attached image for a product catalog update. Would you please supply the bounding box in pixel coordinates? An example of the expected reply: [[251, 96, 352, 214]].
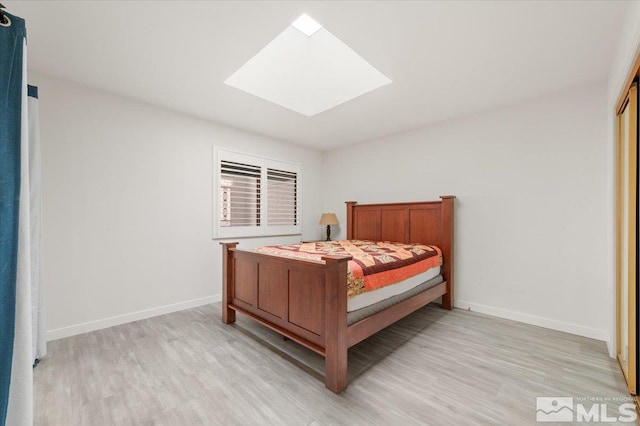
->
[[617, 82, 638, 395]]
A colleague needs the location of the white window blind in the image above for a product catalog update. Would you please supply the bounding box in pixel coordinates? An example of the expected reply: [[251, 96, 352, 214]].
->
[[267, 168, 298, 226], [214, 148, 301, 238], [220, 160, 261, 227]]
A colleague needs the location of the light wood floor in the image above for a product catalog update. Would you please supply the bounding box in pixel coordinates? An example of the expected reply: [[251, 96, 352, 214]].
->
[[35, 303, 632, 425]]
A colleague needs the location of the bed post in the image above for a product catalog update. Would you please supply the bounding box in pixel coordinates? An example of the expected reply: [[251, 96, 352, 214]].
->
[[220, 242, 238, 324], [323, 254, 351, 394], [440, 196, 455, 310], [345, 201, 357, 239]]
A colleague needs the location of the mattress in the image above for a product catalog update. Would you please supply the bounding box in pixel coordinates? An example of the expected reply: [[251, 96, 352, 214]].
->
[[347, 265, 441, 312], [347, 274, 444, 326]]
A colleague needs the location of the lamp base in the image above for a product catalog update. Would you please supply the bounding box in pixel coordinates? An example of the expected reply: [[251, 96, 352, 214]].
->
[[326, 225, 331, 241]]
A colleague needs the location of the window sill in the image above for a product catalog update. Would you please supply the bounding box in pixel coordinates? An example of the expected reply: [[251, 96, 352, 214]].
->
[[212, 233, 302, 241]]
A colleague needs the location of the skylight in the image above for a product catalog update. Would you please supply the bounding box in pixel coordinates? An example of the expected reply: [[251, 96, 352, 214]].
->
[[224, 14, 392, 116], [291, 14, 323, 37]]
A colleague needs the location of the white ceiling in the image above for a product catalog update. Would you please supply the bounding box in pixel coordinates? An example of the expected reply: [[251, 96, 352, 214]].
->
[[10, 1, 628, 151]]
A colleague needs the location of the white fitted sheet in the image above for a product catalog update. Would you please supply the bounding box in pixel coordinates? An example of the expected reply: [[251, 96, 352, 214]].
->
[[347, 266, 441, 312]]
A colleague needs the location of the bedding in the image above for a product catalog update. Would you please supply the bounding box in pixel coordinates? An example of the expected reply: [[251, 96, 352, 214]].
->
[[256, 239, 442, 299]]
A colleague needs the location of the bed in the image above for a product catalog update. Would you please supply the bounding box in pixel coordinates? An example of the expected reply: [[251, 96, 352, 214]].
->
[[220, 195, 455, 393]]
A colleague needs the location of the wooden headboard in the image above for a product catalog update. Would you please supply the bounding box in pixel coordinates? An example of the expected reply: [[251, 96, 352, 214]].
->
[[346, 195, 455, 307]]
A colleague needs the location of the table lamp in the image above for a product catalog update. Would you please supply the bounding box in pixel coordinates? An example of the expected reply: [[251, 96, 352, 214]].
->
[[319, 213, 339, 241]]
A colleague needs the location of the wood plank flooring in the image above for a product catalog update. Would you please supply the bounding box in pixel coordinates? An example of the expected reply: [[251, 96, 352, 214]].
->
[[35, 304, 632, 425]]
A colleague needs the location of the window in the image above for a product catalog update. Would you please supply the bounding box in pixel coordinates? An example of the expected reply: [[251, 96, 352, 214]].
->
[[214, 148, 300, 238]]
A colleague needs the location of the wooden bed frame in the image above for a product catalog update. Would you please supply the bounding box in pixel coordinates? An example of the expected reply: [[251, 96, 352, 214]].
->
[[220, 195, 455, 393]]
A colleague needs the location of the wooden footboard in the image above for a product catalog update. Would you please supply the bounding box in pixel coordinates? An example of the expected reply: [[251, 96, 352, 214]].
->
[[220, 195, 455, 393], [221, 242, 352, 392]]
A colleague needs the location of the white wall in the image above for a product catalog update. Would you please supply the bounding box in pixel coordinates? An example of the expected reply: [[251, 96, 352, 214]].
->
[[322, 84, 609, 342], [30, 72, 324, 340], [606, 1, 640, 357]]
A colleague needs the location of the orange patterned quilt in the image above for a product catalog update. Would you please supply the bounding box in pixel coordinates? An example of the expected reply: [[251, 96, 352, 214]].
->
[[256, 240, 442, 299]]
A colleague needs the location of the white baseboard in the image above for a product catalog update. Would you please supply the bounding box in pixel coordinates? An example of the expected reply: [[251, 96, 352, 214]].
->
[[46, 294, 222, 342], [46, 296, 610, 347], [454, 299, 609, 342]]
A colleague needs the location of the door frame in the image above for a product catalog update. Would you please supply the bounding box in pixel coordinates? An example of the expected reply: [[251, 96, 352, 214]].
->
[[616, 84, 638, 395]]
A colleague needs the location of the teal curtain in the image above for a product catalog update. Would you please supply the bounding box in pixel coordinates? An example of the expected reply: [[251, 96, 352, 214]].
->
[[0, 12, 26, 426]]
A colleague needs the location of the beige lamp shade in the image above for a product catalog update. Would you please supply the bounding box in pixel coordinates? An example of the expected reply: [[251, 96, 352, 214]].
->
[[319, 213, 339, 226]]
